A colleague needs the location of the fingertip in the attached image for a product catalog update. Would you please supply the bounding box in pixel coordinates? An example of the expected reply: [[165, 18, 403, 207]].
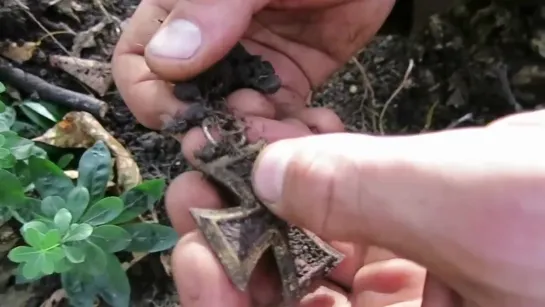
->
[[295, 107, 345, 133], [172, 231, 251, 307], [165, 171, 223, 234], [352, 259, 426, 294], [226, 89, 276, 119]]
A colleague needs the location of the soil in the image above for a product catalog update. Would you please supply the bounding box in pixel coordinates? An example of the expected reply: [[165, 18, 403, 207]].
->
[[0, 0, 544, 306]]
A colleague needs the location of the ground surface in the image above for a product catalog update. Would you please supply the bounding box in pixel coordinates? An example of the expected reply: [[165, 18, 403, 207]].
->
[[0, 0, 544, 306]]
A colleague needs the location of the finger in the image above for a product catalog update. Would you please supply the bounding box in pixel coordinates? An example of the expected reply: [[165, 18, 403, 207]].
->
[[487, 109, 545, 128], [325, 241, 365, 289], [112, 0, 188, 129], [327, 246, 399, 290], [144, 0, 270, 81], [298, 280, 349, 307], [421, 273, 459, 307], [226, 88, 277, 119], [178, 116, 313, 165], [165, 170, 224, 234], [294, 108, 345, 134], [251, 127, 545, 275], [353, 259, 425, 307], [172, 231, 251, 307], [352, 259, 426, 294]]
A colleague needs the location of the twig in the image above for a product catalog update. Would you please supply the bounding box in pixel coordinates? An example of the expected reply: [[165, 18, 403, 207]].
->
[[446, 112, 474, 129], [493, 63, 523, 112], [351, 56, 378, 133], [0, 63, 108, 118], [379, 59, 415, 135]]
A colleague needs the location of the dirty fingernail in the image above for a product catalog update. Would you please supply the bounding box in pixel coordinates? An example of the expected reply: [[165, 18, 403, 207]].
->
[[148, 19, 202, 59], [252, 143, 293, 204]]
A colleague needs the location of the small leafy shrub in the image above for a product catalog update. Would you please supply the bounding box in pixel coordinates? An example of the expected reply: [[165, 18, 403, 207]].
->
[[1, 138, 177, 306]]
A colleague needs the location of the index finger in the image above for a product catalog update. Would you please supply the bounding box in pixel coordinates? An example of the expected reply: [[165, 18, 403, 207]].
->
[[112, 0, 187, 129]]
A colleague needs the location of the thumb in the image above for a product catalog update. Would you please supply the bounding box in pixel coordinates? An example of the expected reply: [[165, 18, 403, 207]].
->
[[250, 128, 545, 264], [144, 0, 269, 81]]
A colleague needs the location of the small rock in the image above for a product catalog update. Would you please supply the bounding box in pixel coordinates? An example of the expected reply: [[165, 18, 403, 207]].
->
[[349, 85, 358, 94]]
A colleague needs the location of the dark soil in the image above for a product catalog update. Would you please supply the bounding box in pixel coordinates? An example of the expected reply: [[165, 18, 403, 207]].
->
[[0, 0, 544, 306]]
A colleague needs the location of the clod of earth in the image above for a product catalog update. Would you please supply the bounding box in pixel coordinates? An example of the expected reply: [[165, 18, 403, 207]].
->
[[161, 43, 344, 305]]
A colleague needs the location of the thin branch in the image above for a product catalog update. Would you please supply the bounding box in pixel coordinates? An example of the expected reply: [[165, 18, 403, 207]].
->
[[0, 63, 108, 118], [379, 59, 415, 135]]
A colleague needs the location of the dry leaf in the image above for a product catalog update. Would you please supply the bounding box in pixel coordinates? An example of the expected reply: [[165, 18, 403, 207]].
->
[[0, 223, 18, 253], [39, 289, 67, 307], [33, 111, 142, 192], [0, 41, 38, 64], [160, 252, 172, 277], [49, 55, 112, 96], [71, 20, 107, 57], [46, 0, 80, 23]]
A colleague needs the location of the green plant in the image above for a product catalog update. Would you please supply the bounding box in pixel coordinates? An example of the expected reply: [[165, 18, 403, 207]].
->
[[2, 140, 177, 307]]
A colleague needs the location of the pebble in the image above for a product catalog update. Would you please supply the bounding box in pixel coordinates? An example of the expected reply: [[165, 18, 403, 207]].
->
[[349, 85, 358, 94]]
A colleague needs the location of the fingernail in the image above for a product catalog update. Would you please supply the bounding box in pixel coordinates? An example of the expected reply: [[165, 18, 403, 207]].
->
[[148, 19, 202, 59], [252, 143, 292, 204]]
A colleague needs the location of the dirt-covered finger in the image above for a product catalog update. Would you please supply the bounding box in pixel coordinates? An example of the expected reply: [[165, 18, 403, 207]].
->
[[165, 170, 224, 235], [177, 116, 313, 166], [226, 89, 277, 119], [112, 0, 186, 129], [172, 231, 252, 307]]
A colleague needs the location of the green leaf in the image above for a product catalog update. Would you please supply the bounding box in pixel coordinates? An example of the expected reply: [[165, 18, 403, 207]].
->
[[63, 223, 93, 242], [57, 153, 74, 169], [88, 225, 131, 253], [79, 241, 107, 274], [14, 263, 46, 284], [54, 257, 73, 273], [0, 100, 5, 113], [77, 141, 112, 204], [0, 206, 11, 224], [13, 160, 32, 187], [22, 227, 44, 248], [54, 208, 72, 234], [0, 168, 25, 206], [9, 245, 65, 279], [0, 82, 5, 93], [18, 100, 58, 130], [63, 243, 86, 263], [40, 195, 67, 218], [112, 179, 166, 224], [12, 197, 42, 223], [22, 220, 49, 234], [95, 254, 130, 307], [62, 271, 99, 307], [0, 106, 15, 132], [41, 229, 62, 249], [0, 149, 16, 168], [79, 196, 123, 226], [1, 131, 35, 160], [122, 223, 178, 253], [29, 156, 74, 199], [66, 186, 90, 221], [8, 246, 40, 263]]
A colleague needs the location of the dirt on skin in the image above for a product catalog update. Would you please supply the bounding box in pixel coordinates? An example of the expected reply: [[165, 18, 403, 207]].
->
[[0, 0, 544, 306]]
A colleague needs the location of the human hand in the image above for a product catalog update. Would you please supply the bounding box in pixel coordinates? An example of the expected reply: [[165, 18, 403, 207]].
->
[[250, 110, 545, 307], [111, 0, 395, 159], [164, 118, 427, 307]]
